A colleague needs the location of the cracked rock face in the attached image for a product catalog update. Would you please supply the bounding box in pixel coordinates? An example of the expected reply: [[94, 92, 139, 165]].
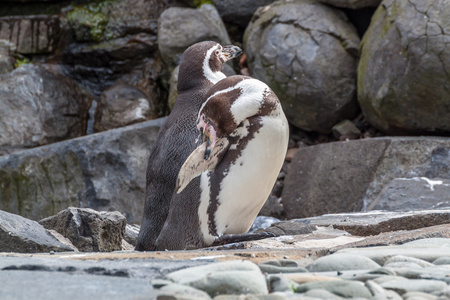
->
[[358, 0, 450, 135], [244, 0, 360, 134]]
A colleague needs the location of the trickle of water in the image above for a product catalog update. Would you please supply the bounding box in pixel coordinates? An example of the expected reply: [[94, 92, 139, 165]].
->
[[86, 99, 97, 135]]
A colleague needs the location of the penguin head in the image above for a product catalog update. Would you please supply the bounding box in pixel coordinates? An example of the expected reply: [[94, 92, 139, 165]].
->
[[178, 41, 242, 91]]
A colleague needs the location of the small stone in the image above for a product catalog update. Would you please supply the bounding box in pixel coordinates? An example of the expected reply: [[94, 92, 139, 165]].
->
[[267, 275, 297, 293], [164, 260, 268, 297], [332, 120, 361, 140], [432, 257, 450, 265], [403, 291, 438, 300], [304, 288, 344, 299], [384, 255, 433, 268], [366, 280, 403, 300], [284, 273, 342, 285], [383, 262, 425, 269], [152, 279, 173, 289], [372, 275, 407, 285], [294, 280, 372, 298], [214, 295, 288, 300], [160, 283, 211, 300], [380, 279, 447, 295], [337, 238, 450, 265], [307, 253, 380, 272], [403, 238, 450, 247], [259, 260, 308, 274]]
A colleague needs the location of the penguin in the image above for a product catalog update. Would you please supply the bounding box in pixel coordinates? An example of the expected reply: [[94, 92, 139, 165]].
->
[[135, 41, 242, 251], [153, 75, 289, 250]]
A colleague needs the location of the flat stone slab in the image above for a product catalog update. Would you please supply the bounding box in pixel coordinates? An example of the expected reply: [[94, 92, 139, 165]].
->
[[0, 255, 212, 281], [0, 270, 158, 300], [369, 177, 450, 211], [337, 240, 450, 264], [276, 209, 450, 236]]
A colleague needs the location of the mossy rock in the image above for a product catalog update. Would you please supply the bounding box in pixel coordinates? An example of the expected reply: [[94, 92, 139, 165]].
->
[[67, 5, 109, 42]]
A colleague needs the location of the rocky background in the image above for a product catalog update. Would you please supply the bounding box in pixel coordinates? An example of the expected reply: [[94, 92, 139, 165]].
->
[[1, 0, 450, 298], [1, 0, 449, 224]]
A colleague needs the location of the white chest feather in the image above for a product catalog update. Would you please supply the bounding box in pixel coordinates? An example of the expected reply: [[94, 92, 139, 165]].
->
[[199, 108, 289, 243]]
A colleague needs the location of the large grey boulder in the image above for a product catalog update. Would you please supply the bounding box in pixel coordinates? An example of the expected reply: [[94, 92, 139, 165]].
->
[[358, 0, 450, 135], [0, 118, 164, 223], [0, 210, 74, 253], [244, 0, 360, 133], [212, 0, 275, 28], [40, 207, 126, 252], [94, 82, 157, 132], [0, 64, 92, 156], [282, 137, 450, 219], [158, 4, 231, 70]]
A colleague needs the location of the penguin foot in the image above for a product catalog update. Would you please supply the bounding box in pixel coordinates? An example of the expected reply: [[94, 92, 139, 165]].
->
[[211, 232, 277, 246]]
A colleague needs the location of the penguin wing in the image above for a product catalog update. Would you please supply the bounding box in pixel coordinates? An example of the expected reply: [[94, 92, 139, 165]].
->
[[176, 138, 230, 194]]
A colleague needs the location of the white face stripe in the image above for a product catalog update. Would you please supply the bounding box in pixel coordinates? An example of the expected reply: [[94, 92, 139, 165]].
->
[[203, 45, 227, 85]]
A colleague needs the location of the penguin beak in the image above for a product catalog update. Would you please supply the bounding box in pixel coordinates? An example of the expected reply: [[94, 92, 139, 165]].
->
[[221, 45, 242, 62]]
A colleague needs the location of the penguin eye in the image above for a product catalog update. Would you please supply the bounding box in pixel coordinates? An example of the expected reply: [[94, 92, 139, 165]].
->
[[215, 50, 220, 56]]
